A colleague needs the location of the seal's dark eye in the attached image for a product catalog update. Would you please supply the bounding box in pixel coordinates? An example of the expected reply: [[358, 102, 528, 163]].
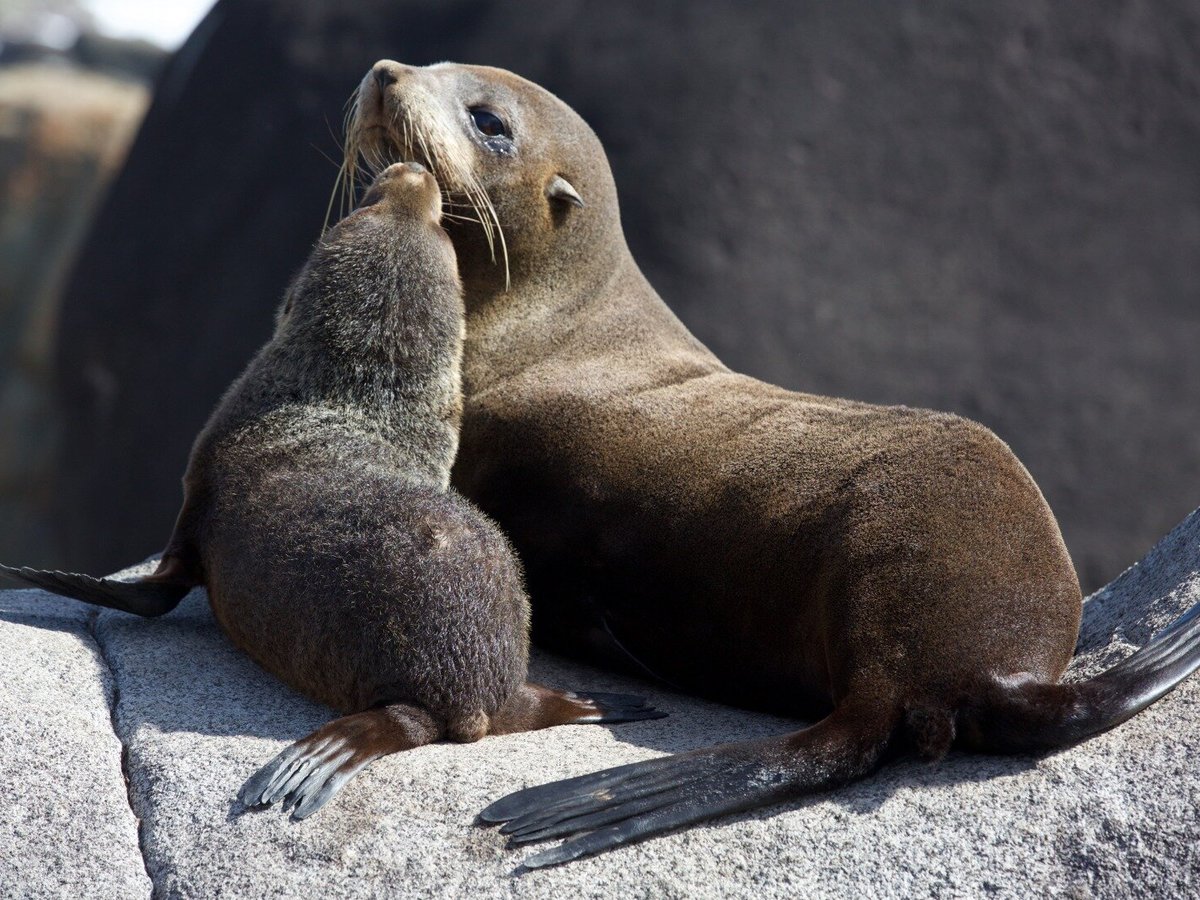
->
[[469, 107, 510, 139]]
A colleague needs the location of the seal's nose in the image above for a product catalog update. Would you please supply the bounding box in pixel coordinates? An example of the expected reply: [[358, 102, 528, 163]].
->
[[374, 67, 395, 91], [371, 60, 408, 91]]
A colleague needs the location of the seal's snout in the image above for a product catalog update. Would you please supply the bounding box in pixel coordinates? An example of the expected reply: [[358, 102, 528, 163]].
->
[[358, 162, 441, 222], [378, 161, 434, 187], [371, 60, 411, 92], [360, 60, 414, 125], [373, 66, 396, 91]]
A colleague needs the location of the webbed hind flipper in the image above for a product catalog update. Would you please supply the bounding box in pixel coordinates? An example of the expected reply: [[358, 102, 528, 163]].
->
[[487, 682, 666, 736], [0, 553, 198, 617], [962, 597, 1200, 753], [480, 701, 892, 868]]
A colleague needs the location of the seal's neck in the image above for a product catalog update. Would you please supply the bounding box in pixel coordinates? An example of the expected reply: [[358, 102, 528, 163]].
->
[[276, 330, 459, 413], [273, 232, 463, 413], [205, 278, 463, 462], [460, 250, 724, 397]]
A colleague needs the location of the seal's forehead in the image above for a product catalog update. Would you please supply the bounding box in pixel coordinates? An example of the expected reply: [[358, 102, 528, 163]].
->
[[424, 62, 567, 114], [426, 61, 536, 89]]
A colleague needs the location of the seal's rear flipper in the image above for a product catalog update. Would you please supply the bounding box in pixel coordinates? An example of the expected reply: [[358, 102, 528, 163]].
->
[[0, 563, 193, 617], [487, 682, 665, 736], [479, 703, 890, 867], [964, 599, 1200, 753], [238, 704, 442, 820]]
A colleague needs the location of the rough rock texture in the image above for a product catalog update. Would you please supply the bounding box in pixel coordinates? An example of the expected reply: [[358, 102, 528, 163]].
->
[[2, 509, 1199, 897], [0, 590, 151, 898], [51, 0, 1200, 591]]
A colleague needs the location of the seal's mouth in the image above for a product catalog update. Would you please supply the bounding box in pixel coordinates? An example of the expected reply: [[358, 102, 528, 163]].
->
[[337, 86, 509, 287]]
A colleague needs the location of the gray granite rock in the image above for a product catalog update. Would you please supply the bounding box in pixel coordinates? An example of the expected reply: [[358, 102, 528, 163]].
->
[[3, 508, 1200, 897], [0, 589, 151, 898]]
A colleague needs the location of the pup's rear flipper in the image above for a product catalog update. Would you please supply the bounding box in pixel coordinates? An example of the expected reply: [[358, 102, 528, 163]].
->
[[0, 561, 194, 617], [239, 704, 442, 819], [487, 682, 666, 735], [963, 599, 1200, 752]]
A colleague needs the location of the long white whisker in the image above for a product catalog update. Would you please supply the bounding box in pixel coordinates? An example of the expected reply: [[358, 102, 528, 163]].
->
[[342, 83, 510, 289]]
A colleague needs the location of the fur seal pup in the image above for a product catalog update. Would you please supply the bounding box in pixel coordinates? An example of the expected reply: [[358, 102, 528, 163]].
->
[[0, 161, 661, 820], [346, 61, 1200, 866]]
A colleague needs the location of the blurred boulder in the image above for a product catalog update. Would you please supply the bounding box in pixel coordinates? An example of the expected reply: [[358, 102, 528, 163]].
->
[[0, 64, 147, 567], [53, 0, 1200, 590]]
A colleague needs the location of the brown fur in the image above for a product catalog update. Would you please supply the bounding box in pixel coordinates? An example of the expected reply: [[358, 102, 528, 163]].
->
[[179, 162, 530, 730], [1, 161, 661, 821], [203, 163, 659, 817], [350, 62, 1200, 865], [352, 59, 1080, 745]]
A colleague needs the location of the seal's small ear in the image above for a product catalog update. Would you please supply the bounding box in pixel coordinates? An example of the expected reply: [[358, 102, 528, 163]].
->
[[276, 275, 300, 328], [546, 175, 585, 208], [276, 292, 294, 327]]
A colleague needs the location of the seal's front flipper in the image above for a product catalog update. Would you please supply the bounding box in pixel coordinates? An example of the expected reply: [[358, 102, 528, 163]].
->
[[480, 704, 890, 867], [569, 691, 668, 724], [0, 563, 193, 617], [238, 703, 442, 820], [487, 682, 666, 736]]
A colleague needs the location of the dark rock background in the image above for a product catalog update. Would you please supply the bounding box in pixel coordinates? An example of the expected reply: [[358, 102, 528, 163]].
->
[[53, 0, 1200, 591]]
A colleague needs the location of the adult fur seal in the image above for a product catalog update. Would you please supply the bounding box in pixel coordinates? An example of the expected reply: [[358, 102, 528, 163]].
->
[[0, 161, 660, 819], [345, 60, 1200, 866]]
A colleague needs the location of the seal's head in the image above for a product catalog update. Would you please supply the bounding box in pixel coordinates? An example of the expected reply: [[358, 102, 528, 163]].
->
[[346, 61, 625, 299], [355, 160, 444, 225], [277, 159, 460, 357]]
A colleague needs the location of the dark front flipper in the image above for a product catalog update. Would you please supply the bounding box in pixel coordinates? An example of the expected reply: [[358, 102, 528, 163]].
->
[[487, 682, 665, 736], [567, 691, 668, 724], [963, 598, 1200, 753], [239, 703, 442, 820], [480, 705, 892, 868], [0, 564, 193, 617]]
